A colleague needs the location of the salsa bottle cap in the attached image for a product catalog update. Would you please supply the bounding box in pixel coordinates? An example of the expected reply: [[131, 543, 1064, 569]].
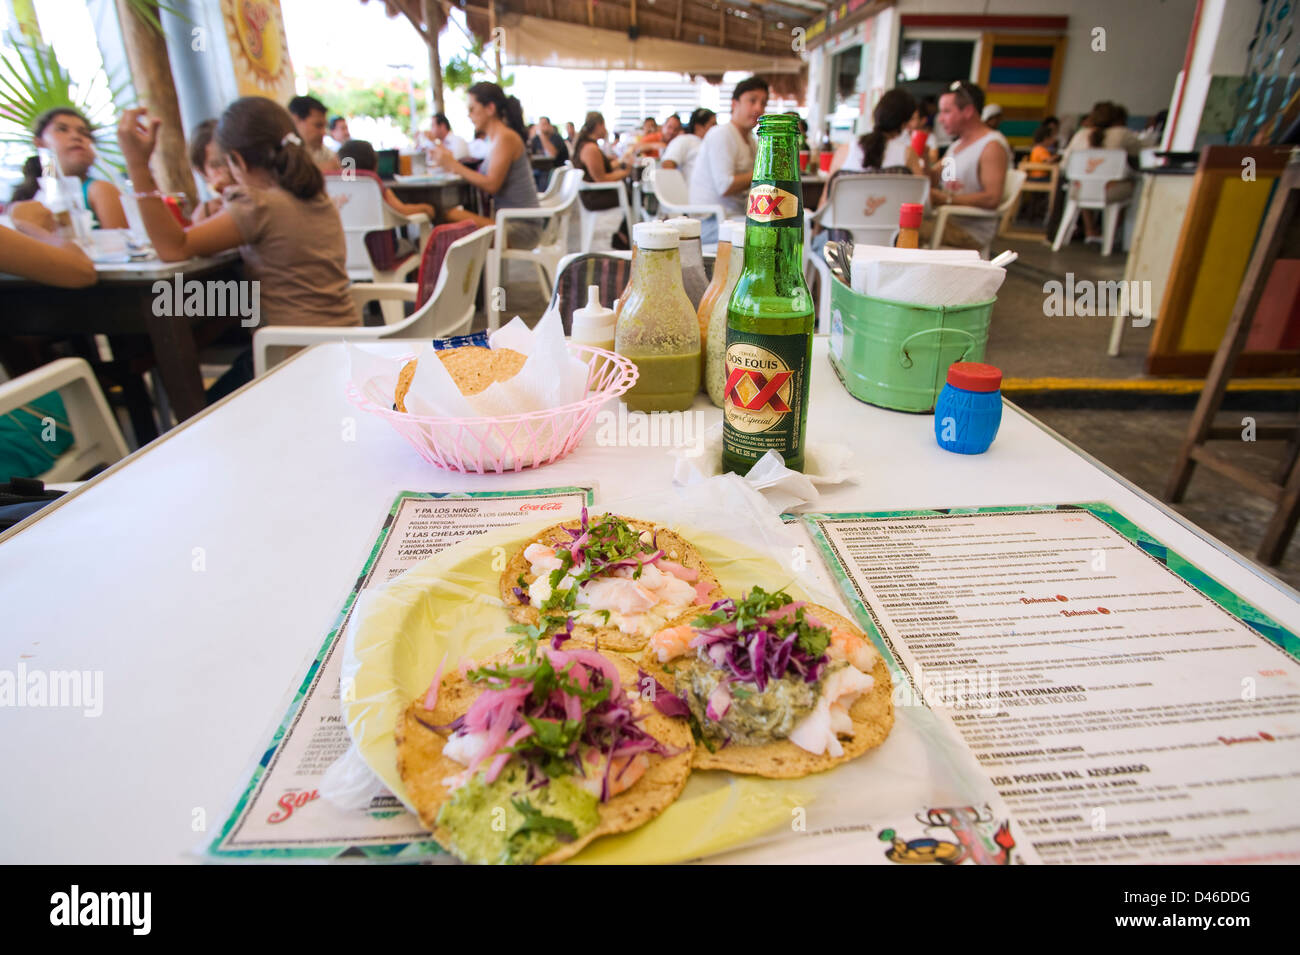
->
[[632, 222, 680, 250], [664, 216, 701, 239], [946, 361, 1002, 392], [899, 203, 923, 229]]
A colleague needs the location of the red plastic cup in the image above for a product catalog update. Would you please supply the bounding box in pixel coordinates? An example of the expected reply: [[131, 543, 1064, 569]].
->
[[798, 150, 809, 172], [910, 130, 929, 158], [818, 151, 832, 173]]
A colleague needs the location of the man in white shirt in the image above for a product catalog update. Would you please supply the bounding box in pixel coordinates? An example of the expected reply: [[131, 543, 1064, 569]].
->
[[690, 76, 768, 240], [429, 113, 470, 161], [661, 107, 717, 186], [924, 80, 1010, 251]]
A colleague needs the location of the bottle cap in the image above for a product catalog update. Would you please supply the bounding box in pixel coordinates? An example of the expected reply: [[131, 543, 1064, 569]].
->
[[632, 222, 680, 250], [572, 283, 616, 328], [946, 362, 1002, 392], [726, 219, 746, 247], [899, 203, 923, 229], [664, 216, 701, 239]]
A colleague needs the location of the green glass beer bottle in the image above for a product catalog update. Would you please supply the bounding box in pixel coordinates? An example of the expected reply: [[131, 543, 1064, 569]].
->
[[722, 113, 815, 474]]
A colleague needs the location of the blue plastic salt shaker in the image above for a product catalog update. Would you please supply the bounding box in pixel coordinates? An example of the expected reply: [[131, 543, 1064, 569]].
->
[[934, 362, 1002, 454]]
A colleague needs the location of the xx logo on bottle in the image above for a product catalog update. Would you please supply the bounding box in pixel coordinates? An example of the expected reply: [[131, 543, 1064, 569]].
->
[[746, 183, 800, 224], [724, 342, 795, 433]]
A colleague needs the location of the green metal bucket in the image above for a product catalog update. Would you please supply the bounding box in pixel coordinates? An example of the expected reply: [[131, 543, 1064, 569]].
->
[[828, 275, 995, 413]]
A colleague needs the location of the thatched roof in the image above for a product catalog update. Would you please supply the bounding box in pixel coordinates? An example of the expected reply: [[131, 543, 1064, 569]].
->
[[372, 0, 828, 75]]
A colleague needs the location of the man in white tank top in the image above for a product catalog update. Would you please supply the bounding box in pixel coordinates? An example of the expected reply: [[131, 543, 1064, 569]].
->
[[922, 81, 1010, 251]]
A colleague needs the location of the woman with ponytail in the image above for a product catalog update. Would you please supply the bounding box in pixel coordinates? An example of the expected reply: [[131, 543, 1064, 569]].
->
[[118, 98, 356, 397], [817, 88, 920, 211], [428, 81, 542, 248]]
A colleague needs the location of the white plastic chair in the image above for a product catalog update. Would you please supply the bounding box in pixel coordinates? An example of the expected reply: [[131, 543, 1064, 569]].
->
[[252, 225, 495, 376], [809, 173, 930, 247], [929, 167, 1026, 259], [578, 180, 633, 253], [485, 167, 584, 331], [647, 165, 726, 225], [0, 358, 129, 481], [537, 163, 571, 206], [1051, 149, 1134, 256], [802, 174, 930, 330], [325, 171, 432, 322]]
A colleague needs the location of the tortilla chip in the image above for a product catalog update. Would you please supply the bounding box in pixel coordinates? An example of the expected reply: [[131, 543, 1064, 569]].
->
[[642, 604, 895, 778], [500, 515, 725, 653], [395, 359, 417, 413], [395, 651, 693, 864], [392, 347, 527, 411]]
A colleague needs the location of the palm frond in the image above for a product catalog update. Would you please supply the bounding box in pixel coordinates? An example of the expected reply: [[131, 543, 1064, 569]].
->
[[0, 33, 131, 172], [124, 0, 190, 36]]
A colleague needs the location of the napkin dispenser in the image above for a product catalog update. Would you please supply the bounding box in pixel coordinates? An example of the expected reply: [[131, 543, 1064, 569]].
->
[[828, 249, 998, 413]]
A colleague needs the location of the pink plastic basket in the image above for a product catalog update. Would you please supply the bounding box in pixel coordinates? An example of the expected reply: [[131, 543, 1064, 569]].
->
[[346, 344, 639, 474]]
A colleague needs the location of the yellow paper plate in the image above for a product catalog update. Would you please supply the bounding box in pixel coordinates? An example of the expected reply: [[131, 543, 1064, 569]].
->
[[343, 517, 823, 863]]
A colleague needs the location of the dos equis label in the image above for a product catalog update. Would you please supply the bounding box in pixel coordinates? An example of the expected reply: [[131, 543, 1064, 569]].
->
[[722, 332, 805, 461], [746, 180, 802, 226]]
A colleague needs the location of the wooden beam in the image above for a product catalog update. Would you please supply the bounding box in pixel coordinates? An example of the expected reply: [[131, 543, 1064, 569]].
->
[[547, 0, 555, 16], [423, 0, 445, 115], [675, 0, 683, 39], [587, 0, 594, 27], [631, 0, 637, 29], [720, 6, 725, 45]]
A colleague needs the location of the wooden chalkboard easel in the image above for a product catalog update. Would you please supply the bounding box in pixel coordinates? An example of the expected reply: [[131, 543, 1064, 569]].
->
[[1165, 156, 1300, 565]]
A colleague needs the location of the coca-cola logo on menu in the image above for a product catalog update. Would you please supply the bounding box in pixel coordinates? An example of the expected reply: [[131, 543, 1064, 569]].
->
[[519, 501, 563, 512]]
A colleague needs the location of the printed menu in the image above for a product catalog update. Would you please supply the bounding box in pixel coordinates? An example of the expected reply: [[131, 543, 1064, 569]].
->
[[805, 503, 1300, 864], [209, 488, 591, 859]]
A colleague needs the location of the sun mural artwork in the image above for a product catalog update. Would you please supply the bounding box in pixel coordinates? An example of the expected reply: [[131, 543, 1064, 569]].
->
[[222, 0, 296, 101]]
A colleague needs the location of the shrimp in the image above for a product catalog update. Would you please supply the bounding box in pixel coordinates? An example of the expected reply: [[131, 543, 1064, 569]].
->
[[827, 627, 878, 672], [524, 543, 563, 573], [582, 576, 658, 615], [573, 751, 650, 799], [648, 624, 696, 662]]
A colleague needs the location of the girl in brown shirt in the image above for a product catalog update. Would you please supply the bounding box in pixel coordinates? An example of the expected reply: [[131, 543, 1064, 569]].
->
[[117, 97, 356, 329]]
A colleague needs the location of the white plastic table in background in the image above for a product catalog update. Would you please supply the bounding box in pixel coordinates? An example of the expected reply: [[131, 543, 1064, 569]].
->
[[2, 338, 1297, 863]]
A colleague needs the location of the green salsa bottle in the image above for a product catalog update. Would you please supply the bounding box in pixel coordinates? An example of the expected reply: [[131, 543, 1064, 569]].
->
[[722, 113, 815, 473], [615, 222, 701, 412]]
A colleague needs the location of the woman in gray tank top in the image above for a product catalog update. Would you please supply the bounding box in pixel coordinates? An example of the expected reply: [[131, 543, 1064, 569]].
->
[[430, 82, 543, 249]]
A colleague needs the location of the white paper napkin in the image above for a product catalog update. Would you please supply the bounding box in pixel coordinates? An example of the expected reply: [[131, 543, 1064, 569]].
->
[[671, 422, 860, 512], [849, 246, 1005, 307], [347, 309, 589, 418]]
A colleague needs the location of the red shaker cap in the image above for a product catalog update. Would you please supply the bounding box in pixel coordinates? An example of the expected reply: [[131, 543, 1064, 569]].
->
[[946, 361, 1002, 392], [899, 203, 923, 229]]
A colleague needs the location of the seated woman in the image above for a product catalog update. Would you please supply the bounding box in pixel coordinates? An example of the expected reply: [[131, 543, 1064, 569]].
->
[[117, 97, 358, 398], [571, 111, 634, 250], [11, 108, 127, 230], [427, 82, 542, 249], [817, 88, 922, 212], [188, 119, 234, 223]]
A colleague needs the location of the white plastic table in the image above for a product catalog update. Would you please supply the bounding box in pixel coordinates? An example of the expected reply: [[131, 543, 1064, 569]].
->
[[2, 338, 1297, 863]]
